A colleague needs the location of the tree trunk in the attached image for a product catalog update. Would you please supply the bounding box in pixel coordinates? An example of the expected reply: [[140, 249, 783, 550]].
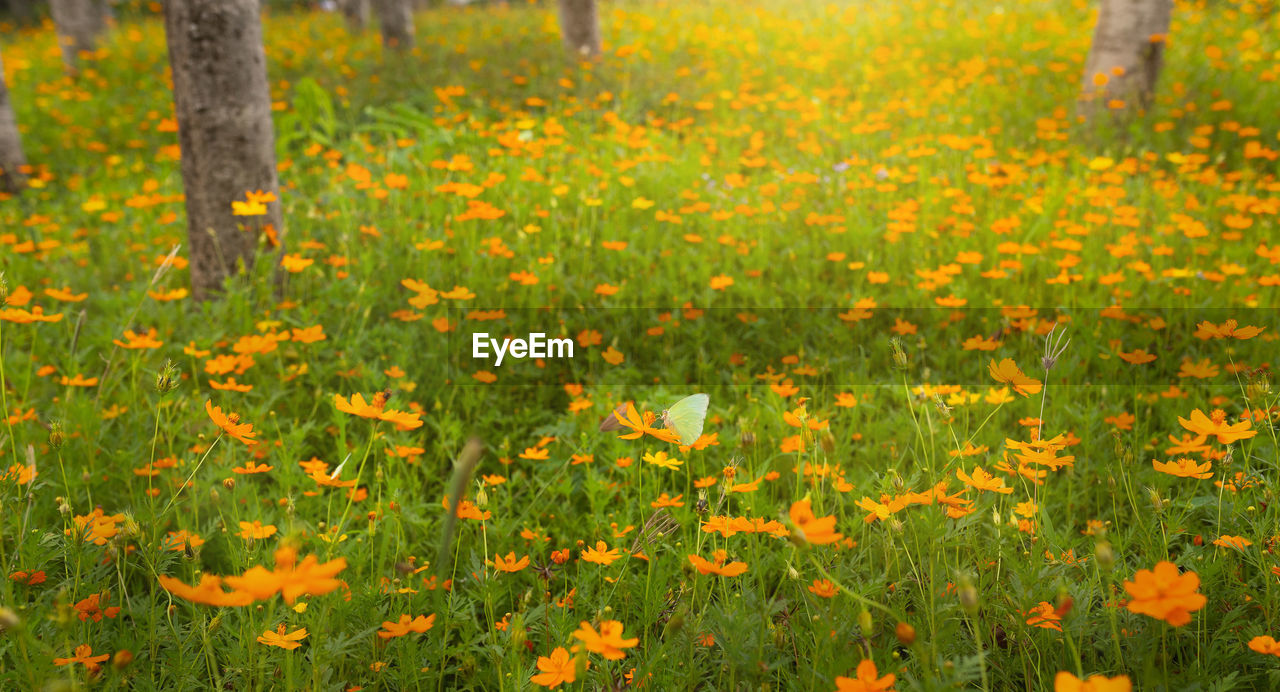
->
[[1079, 0, 1172, 119], [164, 0, 283, 301], [557, 0, 601, 59], [341, 0, 370, 32], [48, 0, 109, 74], [373, 0, 415, 50], [0, 52, 27, 193]]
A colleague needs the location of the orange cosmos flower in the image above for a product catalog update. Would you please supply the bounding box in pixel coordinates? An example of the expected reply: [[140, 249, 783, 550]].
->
[[257, 624, 308, 650], [956, 466, 1013, 494], [205, 400, 257, 445], [1024, 601, 1062, 631], [988, 358, 1042, 396], [113, 328, 164, 350], [808, 579, 838, 598], [1123, 561, 1206, 626], [571, 620, 637, 660], [1053, 671, 1131, 691], [834, 659, 896, 691], [1117, 349, 1156, 364], [1178, 408, 1256, 444], [789, 499, 844, 546], [613, 402, 681, 444], [1249, 635, 1280, 656], [333, 393, 423, 430], [222, 545, 348, 604], [531, 646, 584, 689], [1152, 457, 1212, 479], [53, 644, 110, 672], [492, 552, 530, 573], [688, 552, 749, 577], [238, 521, 278, 540], [377, 613, 436, 639], [157, 574, 254, 607], [580, 541, 622, 566], [1212, 535, 1252, 550]]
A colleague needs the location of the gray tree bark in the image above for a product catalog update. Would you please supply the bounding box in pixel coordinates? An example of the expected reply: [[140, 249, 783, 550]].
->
[[48, 0, 109, 74], [557, 0, 601, 59], [373, 0, 415, 50], [341, 0, 370, 32], [164, 0, 283, 301], [0, 52, 27, 193], [1079, 0, 1172, 118]]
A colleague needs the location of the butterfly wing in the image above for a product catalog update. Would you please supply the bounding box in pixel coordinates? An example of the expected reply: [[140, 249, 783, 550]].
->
[[664, 393, 709, 445]]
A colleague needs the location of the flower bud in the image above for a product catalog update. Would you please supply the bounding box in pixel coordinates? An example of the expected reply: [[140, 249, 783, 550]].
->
[[890, 337, 909, 369], [113, 649, 134, 671], [0, 607, 20, 633], [48, 421, 66, 449], [155, 360, 181, 395], [857, 609, 873, 633], [895, 621, 916, 646], [222, 478, 235, 491], [819, 431, 835, 455], [957, 575, 980, 616], [1095, 541, 1115, 572], [740, 430, 756, 447]]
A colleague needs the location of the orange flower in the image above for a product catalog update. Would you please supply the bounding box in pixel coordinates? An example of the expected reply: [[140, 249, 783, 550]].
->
[[531, 646, 583, 688], [1053, 671, 1131, 691], [1212, 535, 1252, 550], [112, 328, 164, 350], [222, 545, 348, 604], [834, 659, 896, 691], [1178, 408, 1256, 444], [238, 521, 278, 540], [157, 574, 254, 607], [688, 552, 749, 577], [1024, 601, 1062, 631], [333, 393, 423, 430], [580, 541, 622, 566], [205, 400, 257, 445], [956, 466, 1013, 494], [1123, 561, 1206, 626], [1152, 457, 1212, 479], [493, 552, 530, 573], [377, 613, 436, 639], [988, 358, 1042, 396], [257, 624, 308, 650], [571, 620, 637, 660], [613, 402, 681, 444], [1249, 635, 1280, 656], [53, 644, 110, 671], [808, 579, 838, 598], [789, 499, 844, 546], [1117, 349, 1156, 365]]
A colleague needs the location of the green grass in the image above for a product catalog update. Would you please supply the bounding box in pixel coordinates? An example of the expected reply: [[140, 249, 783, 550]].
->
[[2, 0, 1280, 689]]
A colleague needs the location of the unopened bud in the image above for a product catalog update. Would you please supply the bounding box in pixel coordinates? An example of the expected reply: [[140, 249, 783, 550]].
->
[[49, 421, 66, 449], [222, 478, 235, 491], [1095, 541, 1115, 572], [113, 649, 134, 670], [819, 431, 835, 454], [895, 621, 916, 646], [740, 430, 756, 447], [155, 360, 181, 395], [957, 576, 980, 616], [890, 337, 909, 369], [857, 609, 873, 633], [0, 607, 20, 632]]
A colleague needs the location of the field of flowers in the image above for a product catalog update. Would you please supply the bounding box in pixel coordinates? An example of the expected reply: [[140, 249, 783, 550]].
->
[[2, 0, 1280, 689]]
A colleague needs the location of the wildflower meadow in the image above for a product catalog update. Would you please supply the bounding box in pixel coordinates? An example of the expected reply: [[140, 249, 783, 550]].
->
[[1, 0, 1279, 689]]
